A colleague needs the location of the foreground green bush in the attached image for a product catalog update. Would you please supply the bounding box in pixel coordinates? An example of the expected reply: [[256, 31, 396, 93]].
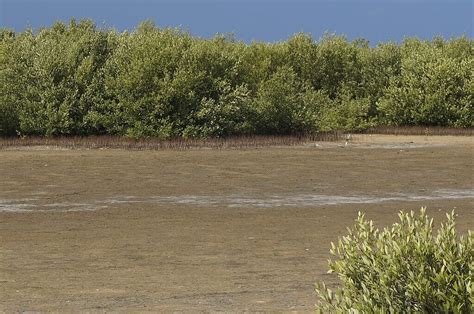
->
[[316, 208, 473, 313]]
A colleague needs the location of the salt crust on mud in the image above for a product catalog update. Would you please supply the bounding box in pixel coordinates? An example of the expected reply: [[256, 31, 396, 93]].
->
[[1, 189, 473, 213]]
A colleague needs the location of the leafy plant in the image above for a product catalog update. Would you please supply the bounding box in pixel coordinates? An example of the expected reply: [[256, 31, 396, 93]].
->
[[183, 81, 253, 138], [377, 38, 473, 127], [316, 208, 473, 313], [254, 66, 321, 135]]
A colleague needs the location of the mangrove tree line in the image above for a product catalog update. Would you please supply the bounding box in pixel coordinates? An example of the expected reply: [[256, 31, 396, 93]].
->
[[0, 19, 472, 138]]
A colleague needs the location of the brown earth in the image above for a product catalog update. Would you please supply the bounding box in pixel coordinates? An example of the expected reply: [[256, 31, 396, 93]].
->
[[0, 135, 473, 312]]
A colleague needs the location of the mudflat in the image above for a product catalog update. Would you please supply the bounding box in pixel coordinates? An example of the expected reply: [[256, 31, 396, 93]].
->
[[0, 135, 472, 311]]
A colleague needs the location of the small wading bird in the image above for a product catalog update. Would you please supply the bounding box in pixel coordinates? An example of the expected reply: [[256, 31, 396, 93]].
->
[[344, 133, 352, 147]]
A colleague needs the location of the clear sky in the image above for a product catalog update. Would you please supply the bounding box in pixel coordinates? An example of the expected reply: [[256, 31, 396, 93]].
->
[[0, 0, 472, 44]]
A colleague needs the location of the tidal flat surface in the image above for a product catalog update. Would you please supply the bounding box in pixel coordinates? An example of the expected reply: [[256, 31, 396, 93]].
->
[[0, 135, 472, 311]]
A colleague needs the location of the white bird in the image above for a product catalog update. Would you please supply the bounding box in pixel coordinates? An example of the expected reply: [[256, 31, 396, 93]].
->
[[344, 134, 352, 147]]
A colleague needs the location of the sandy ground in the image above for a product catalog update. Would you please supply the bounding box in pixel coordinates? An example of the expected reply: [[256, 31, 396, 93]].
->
[[0, 135, 473, 312]]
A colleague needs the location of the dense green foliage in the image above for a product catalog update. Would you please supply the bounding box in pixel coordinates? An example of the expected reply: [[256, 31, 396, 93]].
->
[[315, 208, 473, 313], [0, 20, 472, 137]]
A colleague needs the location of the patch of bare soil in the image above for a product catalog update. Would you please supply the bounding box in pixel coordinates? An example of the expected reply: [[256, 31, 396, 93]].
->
[[0, 135, 472, 311]]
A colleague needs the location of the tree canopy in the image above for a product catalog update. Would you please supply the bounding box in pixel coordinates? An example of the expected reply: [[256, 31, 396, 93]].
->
[[0, 20, 472, 138]]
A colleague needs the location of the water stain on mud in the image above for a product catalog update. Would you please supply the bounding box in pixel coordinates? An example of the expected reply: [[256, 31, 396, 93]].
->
[[1, 189, 473, 213]]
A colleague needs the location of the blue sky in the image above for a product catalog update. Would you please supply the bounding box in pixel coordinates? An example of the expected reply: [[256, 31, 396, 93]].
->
[[0, 0, 472, 44]]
